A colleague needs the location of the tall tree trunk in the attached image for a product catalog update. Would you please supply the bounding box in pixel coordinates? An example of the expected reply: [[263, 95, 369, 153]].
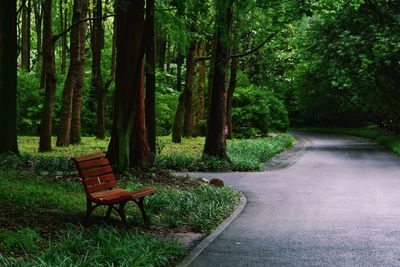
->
[[226, 56, 238, 139], [60, 0, 67, 74], [0, 0, 19, 154], [155, 25, 167, 68], [203, 0, 233, 159], [39, 0, 57, 152], [183, 38, 197, 137], [56, 0, 88, 146], [90, 0, 116, 139], [145, 0, 156, 156], [107, 0, 150, 170], [71, 0, 89, 144], [90, 0, 105, 139], [172, 94, 185, 143], [33, 1, 42, 64], [21, 0, 31, 71], [197, 40, 207, 124]]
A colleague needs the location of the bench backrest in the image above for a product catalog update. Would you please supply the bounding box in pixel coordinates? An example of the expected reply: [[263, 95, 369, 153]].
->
[[72, 152, 117, 195]]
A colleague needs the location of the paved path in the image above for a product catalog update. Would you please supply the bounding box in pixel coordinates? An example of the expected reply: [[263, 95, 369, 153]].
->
[[186, 132, 400, 266]]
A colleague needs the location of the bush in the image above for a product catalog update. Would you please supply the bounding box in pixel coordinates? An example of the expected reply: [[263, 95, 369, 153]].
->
[[232, 85, 289, 138]]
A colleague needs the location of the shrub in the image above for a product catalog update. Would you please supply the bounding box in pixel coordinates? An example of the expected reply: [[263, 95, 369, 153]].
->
[[232, 85, 289, 138]]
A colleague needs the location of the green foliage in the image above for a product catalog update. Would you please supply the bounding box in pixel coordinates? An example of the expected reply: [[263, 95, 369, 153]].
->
[[21, 227, 186, 267], [228, 133, 295, 170], [288, 0, 400, 130], [0, 228, 40, 255], [232, 85, 289, 138], [156, 133, 294, 171]]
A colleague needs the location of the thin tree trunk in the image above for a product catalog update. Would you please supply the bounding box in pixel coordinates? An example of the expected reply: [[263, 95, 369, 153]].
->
[[145, 0, 156, 156], [39, 0, 57, 152], [60, 0, 67, 74], [203, 0, 233, 159], [33, 1, 42, 64], [183, 38, 197, 137], [227, 56, 238, 139], [0, 0, 19, 154], [91, 0, 105, 139], [197, 40, 206, 123], [56, 0, 85, 146], [71, 0, 89, 144], [21, 0, 31, 71], [172, 94, 185, 143]]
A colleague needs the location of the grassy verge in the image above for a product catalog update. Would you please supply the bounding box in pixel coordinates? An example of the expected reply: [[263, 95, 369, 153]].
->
[[156, 133, 295, 171], [0, 171, 240, 266], [2, 133, 295, 174], [295, 126, 400, 155]]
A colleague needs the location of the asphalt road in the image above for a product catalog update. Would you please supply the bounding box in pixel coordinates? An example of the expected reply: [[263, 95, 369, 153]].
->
[[186, 132, 400, 267]]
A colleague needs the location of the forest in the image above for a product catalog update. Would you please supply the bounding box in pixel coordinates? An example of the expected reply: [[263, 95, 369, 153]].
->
[[1, 0, 400, 167], [0, 0, 400, 265]]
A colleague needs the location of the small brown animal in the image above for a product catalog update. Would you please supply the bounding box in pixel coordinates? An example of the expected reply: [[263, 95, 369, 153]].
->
[[209, 177, 224, 187]]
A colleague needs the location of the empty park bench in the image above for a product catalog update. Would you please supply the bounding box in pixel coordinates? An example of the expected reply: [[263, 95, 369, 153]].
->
[[72, 152, 155, 227]]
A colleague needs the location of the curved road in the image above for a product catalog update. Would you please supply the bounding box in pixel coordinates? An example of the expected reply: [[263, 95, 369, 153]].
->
[[187, 132, 400, 266]]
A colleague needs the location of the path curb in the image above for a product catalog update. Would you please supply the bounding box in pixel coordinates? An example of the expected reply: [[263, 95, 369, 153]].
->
[[176, 194, 247, 267]]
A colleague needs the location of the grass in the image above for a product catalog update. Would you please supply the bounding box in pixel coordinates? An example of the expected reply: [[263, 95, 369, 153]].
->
[[3, 133, 295, 174], [0, 170, 240, 266], [296, 126, 400, 155], [156, 133, 295, 171]]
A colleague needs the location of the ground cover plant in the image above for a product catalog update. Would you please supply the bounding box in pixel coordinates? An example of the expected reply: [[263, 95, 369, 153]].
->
[[1, 134, 295, 175], [0, 169, 240, 266]]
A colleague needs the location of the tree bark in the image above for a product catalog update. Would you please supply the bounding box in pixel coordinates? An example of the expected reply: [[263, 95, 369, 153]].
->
[[90, 0, 106, 139], [145, 0, 156, 156], [183, 38, 197, 137], [56, 0, 88, 146], [71, 0, 89, 144], [155, 25, 167, 68], [0, 0, 19, 154], [172, 93, 185, 143], [226, 56, 238, 139], [39, 0, 57, 152], [21, 0, 31, 71], [203, 0, 233, 159], [33, 1, 42, 64], [60, 0, 67, 74], [197, 40, 206, 123], [107, 0, 151, 170]]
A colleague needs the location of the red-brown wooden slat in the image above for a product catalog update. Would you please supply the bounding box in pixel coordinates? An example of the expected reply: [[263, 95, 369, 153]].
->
[[127, 188, 156, 198], [80, 166, 113, 178], [86, 181, 117, 193], [78, 159, 110, 170], [73, 152, 105, 163], [83, 173, 115, 186]]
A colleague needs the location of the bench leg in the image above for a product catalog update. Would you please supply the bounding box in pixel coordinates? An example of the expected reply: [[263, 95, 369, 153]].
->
[[118, 202, 127, 223], [137, 197, 149, 228], [84, 201, 94, 226], [105, 205, 113, 219]]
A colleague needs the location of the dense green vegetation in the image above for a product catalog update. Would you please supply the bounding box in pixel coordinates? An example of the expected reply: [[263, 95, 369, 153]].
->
[[0, 170, 240, 265]]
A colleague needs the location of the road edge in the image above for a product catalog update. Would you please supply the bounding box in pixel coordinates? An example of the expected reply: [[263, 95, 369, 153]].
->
[[176, 194, 247, 267]]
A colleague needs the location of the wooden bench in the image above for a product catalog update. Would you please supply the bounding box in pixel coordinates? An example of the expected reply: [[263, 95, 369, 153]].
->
[[72, 152, 156, 227]]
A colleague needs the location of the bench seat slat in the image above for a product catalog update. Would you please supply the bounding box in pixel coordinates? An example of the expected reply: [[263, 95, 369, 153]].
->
[[86, 181, 117, 193], [74, 152, 105, 163], [78, 159, 110, 170], [80, 166, 113, 178], [83, 173, 115, 186], [89, 188, 156, 203]]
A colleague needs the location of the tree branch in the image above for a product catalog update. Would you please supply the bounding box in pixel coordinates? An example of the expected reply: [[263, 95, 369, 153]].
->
[[196, 31, 279, 62], [53, 14, 115, 43]]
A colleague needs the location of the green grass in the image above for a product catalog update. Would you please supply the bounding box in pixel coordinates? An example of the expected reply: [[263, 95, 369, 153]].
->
[[156, 133, 295, 171], [296, 126, 400, 155], [0, 171, 240, 265], [4, 133, 294, 174]]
